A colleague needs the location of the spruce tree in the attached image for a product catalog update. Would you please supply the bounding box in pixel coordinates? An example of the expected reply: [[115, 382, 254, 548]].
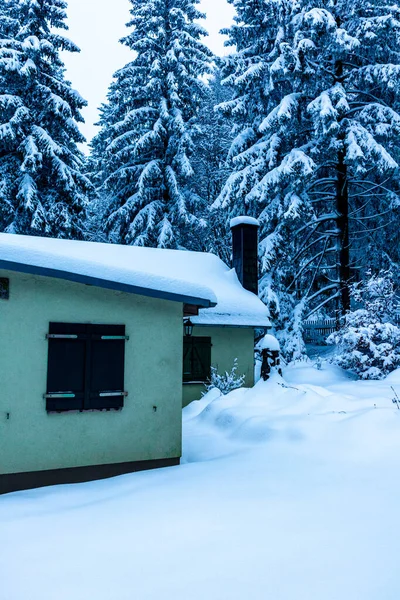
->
[[191, 70, 232, 209], [217, 0, 400, 354], [90, 0, 213, 248], [190, 70, 233, 261], [0, 0, 90, 238]]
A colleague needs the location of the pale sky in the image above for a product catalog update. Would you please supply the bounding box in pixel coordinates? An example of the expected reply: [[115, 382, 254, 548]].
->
[[62, 0, 235, 147]]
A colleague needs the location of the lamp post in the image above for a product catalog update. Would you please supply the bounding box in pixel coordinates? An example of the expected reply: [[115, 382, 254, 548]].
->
[[183, 318, 194, 337]]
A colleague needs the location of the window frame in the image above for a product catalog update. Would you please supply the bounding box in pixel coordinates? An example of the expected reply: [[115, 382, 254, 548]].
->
[[45, 323, 128, 413], [183, 336, 212, 384]]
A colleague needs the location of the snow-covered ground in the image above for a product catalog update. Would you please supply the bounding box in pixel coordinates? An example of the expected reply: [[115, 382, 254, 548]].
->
[[1, 363, 400, 600]]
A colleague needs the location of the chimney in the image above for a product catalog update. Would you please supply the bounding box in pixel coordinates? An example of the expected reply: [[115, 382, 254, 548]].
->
[[230, 216, 259, 295]]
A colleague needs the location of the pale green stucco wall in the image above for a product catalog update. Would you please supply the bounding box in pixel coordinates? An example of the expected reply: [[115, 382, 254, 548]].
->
[[0, 270, 183, 476], [182, 326, 255, 407]]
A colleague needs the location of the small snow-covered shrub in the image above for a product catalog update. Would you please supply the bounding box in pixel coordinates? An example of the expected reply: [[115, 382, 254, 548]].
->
[[274, 297, 307, 363], [328, 272, 400, 379], [204, 359, 245, 395]]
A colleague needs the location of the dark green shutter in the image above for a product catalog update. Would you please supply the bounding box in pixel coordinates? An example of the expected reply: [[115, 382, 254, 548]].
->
[[46, 323, 126, 411], [183, 339, 192, 381], [46, 337, 86, 411], [88, 337, 125, 409], [182, 337, 211, 382]]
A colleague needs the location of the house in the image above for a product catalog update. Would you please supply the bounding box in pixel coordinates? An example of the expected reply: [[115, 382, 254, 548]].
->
[[182, 217, 271, 405], [0, 218, 270, 494]]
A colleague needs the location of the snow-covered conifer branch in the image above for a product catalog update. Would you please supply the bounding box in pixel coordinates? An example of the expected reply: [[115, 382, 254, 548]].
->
[[88, 0, 213, 248]]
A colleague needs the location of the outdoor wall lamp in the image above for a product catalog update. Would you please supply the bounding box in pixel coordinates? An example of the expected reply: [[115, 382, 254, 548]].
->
[[184, 318, 194, 337]]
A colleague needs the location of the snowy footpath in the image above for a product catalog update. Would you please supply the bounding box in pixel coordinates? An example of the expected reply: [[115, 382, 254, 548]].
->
[[1, 363, 400, 600]]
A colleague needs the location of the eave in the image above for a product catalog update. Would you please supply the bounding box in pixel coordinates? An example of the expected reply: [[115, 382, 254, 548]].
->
[[0, 259, 217, 309]]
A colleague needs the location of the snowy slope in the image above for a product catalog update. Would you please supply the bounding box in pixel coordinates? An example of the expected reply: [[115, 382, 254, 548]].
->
[[1, 364, 400, 600]]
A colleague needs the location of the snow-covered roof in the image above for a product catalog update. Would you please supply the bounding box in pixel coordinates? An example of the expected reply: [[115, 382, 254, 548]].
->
[[230, 216, 260, 229], [177, 253, 270, 328], [190, 276, 271, 326], [0, 234, 216, 307], [0, 234, 271, 327]]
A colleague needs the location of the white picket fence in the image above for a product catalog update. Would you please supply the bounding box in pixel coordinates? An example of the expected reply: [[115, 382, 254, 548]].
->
[[303, 313, 400, 344]]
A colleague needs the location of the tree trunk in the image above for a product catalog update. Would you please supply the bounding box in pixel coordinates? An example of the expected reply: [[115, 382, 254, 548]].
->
[[335, 55, 351, 316], [336, 149, 351, 314]]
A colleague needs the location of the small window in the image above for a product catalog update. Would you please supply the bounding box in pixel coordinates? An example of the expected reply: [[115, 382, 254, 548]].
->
[[45, 323, 128, 412], [183, 337, 211, 383], [0, 278, 9, 300]]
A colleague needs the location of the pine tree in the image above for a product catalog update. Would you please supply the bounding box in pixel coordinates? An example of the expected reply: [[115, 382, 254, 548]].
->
[[190, 69, 233, 261], [90, 0, 213, 248], [191, 70, 232, 209], [0, 0, 19, 37], [216, 0, 400, 355], [0, 0, 90, 238]]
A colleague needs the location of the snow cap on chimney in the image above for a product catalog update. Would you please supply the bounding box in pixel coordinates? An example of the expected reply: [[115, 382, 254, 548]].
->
[[230, 216, 260, 229]]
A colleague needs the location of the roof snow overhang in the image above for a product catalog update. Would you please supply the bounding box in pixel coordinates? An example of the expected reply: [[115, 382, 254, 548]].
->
[[191, 312, 271, 328], [0, 259, 216, 308]]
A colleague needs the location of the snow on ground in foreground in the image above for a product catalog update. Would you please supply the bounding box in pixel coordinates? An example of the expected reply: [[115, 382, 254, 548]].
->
[[2, 364, 400, 600]]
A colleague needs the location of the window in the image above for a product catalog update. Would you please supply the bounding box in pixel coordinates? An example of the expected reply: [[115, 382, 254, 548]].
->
[[0, 278, 9, 300], [45, 323, 128, 412], [183, 337, 211, 383]]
